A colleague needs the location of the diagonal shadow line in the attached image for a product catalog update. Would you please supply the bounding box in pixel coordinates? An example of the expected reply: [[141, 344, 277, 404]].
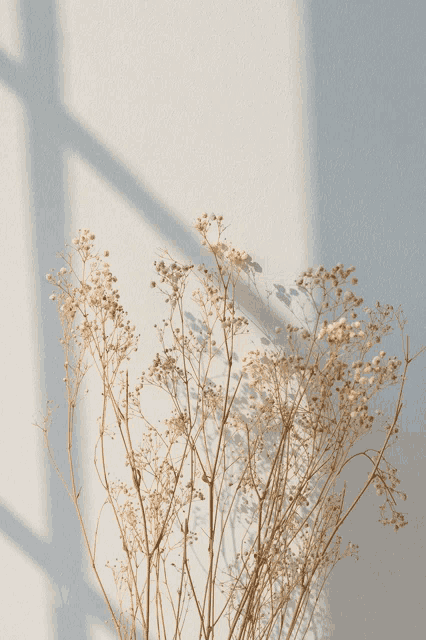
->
[[0, 45, 297, 343], [0, 502, 144, 633], [1, 11, 304, 635], [1, 29, 298, 561], [0, 48, 26, 91], [0, 503, 56, 577], [56, 104, 300, 342]]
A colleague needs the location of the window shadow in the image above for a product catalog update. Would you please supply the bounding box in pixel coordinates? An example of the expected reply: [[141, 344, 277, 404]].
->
[[0, 1, 302, 638]]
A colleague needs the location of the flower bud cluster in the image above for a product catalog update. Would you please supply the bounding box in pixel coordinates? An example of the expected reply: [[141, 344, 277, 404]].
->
[[342, 540, 360, 561], [195, 213, 254, 278], [47, 230, 139, 365], [71, 228, 96, 251], [317, 316, 365, 344], [43, 213, 421, 639], [151, 257, 194, 303], [297, 263, 356, 287], [194, 212, 224, 235]]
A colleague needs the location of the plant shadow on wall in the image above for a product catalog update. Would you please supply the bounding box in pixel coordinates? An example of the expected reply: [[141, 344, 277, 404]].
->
[[37, 214, 425, 640]]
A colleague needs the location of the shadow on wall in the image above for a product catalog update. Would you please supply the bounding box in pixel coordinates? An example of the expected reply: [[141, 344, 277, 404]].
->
[[306, 1, 426, 639], [0, 1, 304, 638], [2, 0, 424, 638]]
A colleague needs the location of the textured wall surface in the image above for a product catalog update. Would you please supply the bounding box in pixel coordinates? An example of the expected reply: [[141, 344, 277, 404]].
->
[[0, 1, 424, 638], [308, 2, 426, 639]]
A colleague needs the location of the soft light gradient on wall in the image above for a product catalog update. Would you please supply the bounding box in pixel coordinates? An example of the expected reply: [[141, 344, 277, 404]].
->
[[1, 1, 321, 638], [1, 0, 425, 638]]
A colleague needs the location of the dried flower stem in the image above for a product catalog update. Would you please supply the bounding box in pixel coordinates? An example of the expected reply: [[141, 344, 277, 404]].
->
[[38, 216, 425, 639]]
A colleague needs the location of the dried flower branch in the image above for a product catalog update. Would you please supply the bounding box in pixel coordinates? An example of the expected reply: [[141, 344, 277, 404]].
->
[[37, 214, 425, 640]]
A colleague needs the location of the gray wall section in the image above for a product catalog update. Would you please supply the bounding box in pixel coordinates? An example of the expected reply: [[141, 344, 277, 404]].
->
[[307, 1, 426, 638]]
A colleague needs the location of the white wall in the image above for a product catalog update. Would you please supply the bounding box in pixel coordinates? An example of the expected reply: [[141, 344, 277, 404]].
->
[[1, 0, 425, 639]]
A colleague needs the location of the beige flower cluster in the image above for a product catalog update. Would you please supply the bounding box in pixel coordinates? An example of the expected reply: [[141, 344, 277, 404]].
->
[[39, 214, 425, 640]]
